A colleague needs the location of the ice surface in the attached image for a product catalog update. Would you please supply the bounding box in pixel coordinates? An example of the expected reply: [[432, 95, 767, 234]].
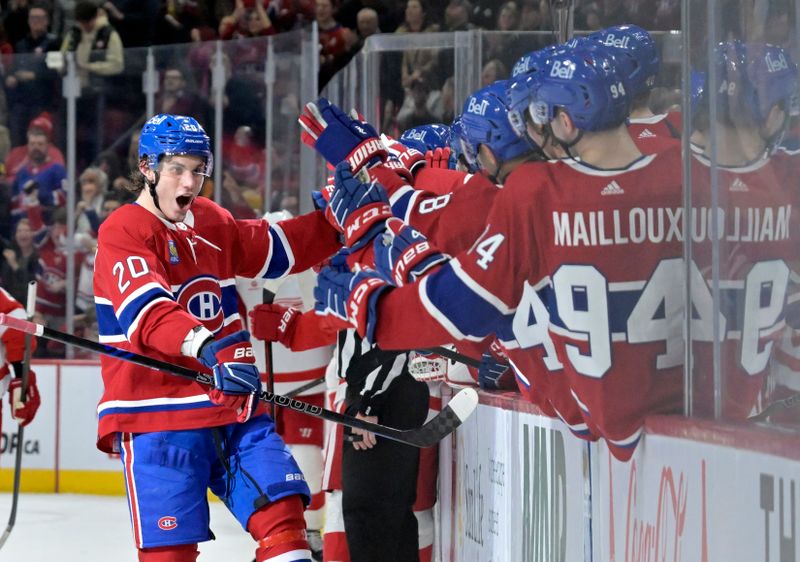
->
[[0, 493, 256, 561]]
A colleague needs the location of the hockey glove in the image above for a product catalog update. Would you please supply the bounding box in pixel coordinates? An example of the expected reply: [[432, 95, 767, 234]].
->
[[249, 304, 300, 346], [314, 263, 390, 344], [8, 367, 40, 426], [478, 340, 514, 391], [198, 330, 260, 423], [373, 218, 448, 286], [426, 147, 455, 170], [329, 161, 393, 249], [299, 98, 388, 173], [382, 135, 425, 181]]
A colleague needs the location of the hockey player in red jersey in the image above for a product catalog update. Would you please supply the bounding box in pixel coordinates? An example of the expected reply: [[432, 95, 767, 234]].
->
[[584, 25, 681, 154], [688, 41, 800, 420], [314, 46, 687, 461], [0, 286, 40, 433], [93, 114, 341, 562]]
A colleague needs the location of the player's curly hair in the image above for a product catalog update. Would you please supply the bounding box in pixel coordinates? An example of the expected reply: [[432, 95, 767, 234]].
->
[[126, 160, 147, 195]]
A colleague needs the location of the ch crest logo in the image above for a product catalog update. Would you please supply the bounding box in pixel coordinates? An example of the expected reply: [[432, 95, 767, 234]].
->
[[158, 516, 178, 531], [176, 276, 224, 333]]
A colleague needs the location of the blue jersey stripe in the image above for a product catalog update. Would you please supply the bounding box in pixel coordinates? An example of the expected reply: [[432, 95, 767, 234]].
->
[[117, 286, 173, 334], [424, 263, 510, 340], [98, 400, 217, 420], [263, 226, 291, 279], [96, 301, 125, 337]]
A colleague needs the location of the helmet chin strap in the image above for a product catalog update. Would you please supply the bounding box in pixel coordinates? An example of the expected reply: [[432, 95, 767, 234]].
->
[[144, 170, 165, 216], [548, 123, 584, 160]]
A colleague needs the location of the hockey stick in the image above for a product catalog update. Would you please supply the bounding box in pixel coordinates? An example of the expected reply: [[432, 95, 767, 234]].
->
[[420, 347, 481, 369], [0, 314, 478, 448], [0, 281, 37, 550], [284, 376, 326, 399], [262, 286, 277, 419], [748, 393, 800, 422]]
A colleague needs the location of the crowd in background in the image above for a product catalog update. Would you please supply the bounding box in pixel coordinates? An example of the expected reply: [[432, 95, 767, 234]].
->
[[0, 0, 789, 357]]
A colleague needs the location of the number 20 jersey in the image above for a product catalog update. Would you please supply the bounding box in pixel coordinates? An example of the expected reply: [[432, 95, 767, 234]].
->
[[92, 198, 339, 453]]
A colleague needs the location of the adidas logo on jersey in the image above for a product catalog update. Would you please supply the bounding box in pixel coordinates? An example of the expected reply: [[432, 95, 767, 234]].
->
[[600, 180, 625, 196], [729, 177, 749, 192], [638, 128, 656, 138]]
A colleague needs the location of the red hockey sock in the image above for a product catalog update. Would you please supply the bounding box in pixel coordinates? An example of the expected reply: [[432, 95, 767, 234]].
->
[[248, 495, 310, 562], [138, 543, 199, 562]]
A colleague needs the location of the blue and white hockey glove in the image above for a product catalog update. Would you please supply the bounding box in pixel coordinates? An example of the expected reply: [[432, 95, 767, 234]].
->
[[198, 330, 260, 422], [314, 257, 390, 344], [478, 340, 513, 391], [374, 218, 448, 286], [299, 98, 388, 173], [329, 161, 393, 249]]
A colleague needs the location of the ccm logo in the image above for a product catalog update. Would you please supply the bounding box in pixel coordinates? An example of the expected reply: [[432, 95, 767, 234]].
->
[[158, 516, 178, 530], [233, 347, 255, 359]]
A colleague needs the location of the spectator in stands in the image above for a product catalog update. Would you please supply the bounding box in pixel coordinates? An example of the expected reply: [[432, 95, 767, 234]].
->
[[398, 0, 439, 90], [519, 0, 546, 31], [396, 75, 439, 130], [484, 2, 526, 69], [357, 7, 381, 38], [219, 0, 276, 40], [74, 166, 106, 237], [155, 66, 208, 124], [5, 114, 64, 187], [35, 207, 80, 335], [60, 1, 124, 162], [443, 0, 476, 31], [317, 0, 356, 87], [336, 0, 399, 33], [4, 0, 30, 48], [5, 2, 61, 148], [480, 59, 507, 87], [101, 0, 159, 48], [1, 217, 40, 305], [11, 125, 66, 228]]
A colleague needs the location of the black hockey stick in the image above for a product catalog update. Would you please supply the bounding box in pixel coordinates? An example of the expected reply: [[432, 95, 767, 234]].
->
[[0, 314, 478, 448], [0, 281, 37, 550], [262, 287, 277, 419], [285, 376, 326, 399], [419, 347, 481, 369]]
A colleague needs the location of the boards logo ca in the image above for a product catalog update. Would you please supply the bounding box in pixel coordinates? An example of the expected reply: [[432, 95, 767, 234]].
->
[[158, 516, 178, 531]]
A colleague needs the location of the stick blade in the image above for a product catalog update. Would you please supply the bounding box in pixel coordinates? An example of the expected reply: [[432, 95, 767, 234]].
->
[[407, 387, 479, 448]]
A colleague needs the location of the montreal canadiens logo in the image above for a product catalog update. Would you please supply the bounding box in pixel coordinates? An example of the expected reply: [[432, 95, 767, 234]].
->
[[158, 516, 178, 531], [176, 276, 224, 333]]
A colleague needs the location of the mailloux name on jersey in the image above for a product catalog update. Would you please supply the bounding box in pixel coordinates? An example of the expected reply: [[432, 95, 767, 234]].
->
[[552, 205, 792, 247]]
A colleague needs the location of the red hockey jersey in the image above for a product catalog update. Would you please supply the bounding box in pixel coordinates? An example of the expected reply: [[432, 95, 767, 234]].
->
[[689, 149, 800, 419], [372, 146, 687, 460], [0, 286, 28, 383], [92, 198, 339, 452], [627, 113, 681, 154]]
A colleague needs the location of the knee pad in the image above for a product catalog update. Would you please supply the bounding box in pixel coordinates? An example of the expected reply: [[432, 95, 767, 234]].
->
[[138, 543, 199, 562], [249, 495, 310, 562]]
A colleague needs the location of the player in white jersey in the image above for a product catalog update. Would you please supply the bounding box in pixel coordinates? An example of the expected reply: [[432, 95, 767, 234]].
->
[[238, 211, 335, 561]]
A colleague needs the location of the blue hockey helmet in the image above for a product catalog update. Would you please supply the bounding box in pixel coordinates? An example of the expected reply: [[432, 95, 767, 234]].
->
[[449, 116, 478, 173], [399, 123, 452, 154], [524, 48, 630, 132], [139, 114, 213, 175], [511, 43, 568, 78], [711, 41, 798, 127], [458, 80, 536, 168], [586, 25, 660, 99]]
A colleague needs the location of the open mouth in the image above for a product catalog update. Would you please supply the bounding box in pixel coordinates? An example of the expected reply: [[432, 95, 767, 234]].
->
[[176, 194, 193, 210]]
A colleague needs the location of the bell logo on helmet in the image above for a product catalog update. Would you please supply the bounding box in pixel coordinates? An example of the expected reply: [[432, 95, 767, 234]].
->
[[550, 60, 576, 80], [467, 97, 490, 116], [766, 51, 790, 73], [404, 129, 427, 142], [601, 34, 630, 49], [149, 115, 168, 125]]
